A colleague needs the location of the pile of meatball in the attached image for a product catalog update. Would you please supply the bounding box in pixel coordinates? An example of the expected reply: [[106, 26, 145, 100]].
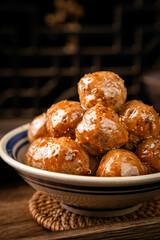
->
[[26, 71, 160, 177]]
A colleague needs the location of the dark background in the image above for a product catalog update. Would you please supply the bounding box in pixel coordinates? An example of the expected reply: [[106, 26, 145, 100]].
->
[[0, 0, 160, 184]]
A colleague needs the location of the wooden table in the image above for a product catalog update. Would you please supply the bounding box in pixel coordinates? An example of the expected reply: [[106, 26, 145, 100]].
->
[[0, 182, 160, 240]]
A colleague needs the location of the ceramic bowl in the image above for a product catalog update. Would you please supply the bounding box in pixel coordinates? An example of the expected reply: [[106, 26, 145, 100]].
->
[[0, 124, 160, 217]]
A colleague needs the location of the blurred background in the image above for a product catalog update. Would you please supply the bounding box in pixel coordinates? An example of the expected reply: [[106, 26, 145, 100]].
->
[[0, 0, 160, 184]]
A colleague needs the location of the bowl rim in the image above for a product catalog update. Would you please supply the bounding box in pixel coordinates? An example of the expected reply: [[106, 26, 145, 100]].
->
[[0, 123, 160, 187]]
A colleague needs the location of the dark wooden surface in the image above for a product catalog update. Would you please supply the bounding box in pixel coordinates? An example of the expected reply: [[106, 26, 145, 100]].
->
[[0, 182, 160, 240]]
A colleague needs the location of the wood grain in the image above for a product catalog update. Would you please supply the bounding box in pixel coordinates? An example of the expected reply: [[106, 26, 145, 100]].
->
[[0, 183, 160, 240]]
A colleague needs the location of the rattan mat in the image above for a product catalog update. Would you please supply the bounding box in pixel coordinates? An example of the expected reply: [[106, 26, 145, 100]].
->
[[29, 191, 160, 232]]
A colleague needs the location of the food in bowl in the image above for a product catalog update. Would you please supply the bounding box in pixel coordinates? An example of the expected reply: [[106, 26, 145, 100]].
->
[[25, 71, 160, 177], [1, 125, 160, 217], [26, 136, 91, 175], [46, 100, 85, 139], [78, 71, 127, 112], [96, 149, 147, 177], [136, 137, 160, 173], [119, 100, 160, 150], [28, 113, 49, 142], [75, 104, 128, 156], [1, 69, 160, 217]]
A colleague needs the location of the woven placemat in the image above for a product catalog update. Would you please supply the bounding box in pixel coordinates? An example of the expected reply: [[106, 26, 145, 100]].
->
[[29, 191, 160, 232]]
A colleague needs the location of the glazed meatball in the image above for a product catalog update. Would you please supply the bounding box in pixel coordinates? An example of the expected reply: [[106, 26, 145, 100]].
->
[[78, 71, 127, 112], [96, 149, 147, 177], [119, 100, 160, 149], [75, 104, 128, 156], [136, 137, 160, 173], [26, 137, 91, 175], [28, 113, 49, 143], [46, 100, 85, 139]]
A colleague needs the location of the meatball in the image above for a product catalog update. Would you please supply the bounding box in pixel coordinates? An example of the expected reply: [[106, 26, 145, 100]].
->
[[25, 137, 91, 175], [75, 104, 128, 156], [119, 100, 160, 149], [136, 137, 160, 173], [46, 100, 85, 139], [28, 113, 49, 143], [96, 149, 147, 177], [78, 71, 127, 112]]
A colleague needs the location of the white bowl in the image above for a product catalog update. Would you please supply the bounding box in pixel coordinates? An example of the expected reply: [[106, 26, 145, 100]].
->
[[0, 124, 160, 217]]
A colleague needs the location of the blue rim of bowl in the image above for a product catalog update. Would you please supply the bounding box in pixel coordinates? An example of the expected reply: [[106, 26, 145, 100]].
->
[[0, 123, 160, 187]]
